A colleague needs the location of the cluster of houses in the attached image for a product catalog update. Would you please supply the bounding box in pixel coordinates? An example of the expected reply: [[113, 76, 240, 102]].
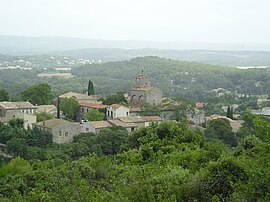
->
[[0, 73, 165, 144], [0, 73, 221, 145], [0, 99, 162, 144]]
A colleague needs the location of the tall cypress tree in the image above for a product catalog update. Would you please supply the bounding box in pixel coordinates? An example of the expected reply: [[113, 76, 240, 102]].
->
[[57, 97, 60, 118], [230, 106, 234, 120], [226, 106, 231, 118], [88, 80, 95, 96]]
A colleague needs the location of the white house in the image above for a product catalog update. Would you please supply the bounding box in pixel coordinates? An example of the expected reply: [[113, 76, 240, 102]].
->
[[106, 104, 130, 119], [262, 107, 270, 116]]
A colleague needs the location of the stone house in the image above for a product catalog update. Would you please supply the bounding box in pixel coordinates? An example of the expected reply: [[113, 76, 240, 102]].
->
[[0, 112, 36, 129], [33, 119, 81, 144], [130, 73, 162, 107], [106, 104, 130, 119], [80, 102, 107, 118], [0, 101, 37, 117], [80, 121, 112, 134]]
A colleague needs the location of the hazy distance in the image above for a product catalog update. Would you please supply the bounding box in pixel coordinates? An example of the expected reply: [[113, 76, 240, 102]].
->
[[0, 0, 270, 51]]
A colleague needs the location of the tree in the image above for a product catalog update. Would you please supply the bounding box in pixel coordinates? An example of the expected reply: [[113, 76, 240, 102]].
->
[[21, 83, 54, 105], [87, 80, 95, 96], [205, 118, 236, 146], [0, 88, 9, 101], [226, 106, 231, 119], [96, 126, 128, 155], [100, 92, 127, 105], [36, 112, 53, 122], [60, 97, 79, 120], [84, 109, 105, 121]]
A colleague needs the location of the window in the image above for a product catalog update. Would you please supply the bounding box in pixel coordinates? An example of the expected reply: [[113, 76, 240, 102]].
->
[[126, 112, 129, 116], [86, 127, 89, 131], [131, 127, 135, 132], [81, 108, 84, 113], [58, 131, 62, 136], [111, 111, 113, 117], [65, 132, 68, 137]]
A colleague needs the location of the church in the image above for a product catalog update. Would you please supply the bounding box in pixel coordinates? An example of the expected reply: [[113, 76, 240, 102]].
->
[[130, 72, 162, 107]]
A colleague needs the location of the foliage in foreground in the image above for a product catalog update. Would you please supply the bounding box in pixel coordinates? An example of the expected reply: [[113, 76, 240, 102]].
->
[[0, 115, 270, 201]]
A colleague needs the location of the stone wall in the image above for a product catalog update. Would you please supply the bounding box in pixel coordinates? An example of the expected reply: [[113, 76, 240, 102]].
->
[[52, 123, 81, 144]]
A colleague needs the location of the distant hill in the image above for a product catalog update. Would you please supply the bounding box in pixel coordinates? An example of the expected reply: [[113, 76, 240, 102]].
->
[[2, 35, 270, 67], [1, 35, 270, 53], [53, 48, 270, 67]]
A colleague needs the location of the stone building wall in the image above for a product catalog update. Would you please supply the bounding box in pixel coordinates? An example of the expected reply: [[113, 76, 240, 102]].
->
[[52, 123, 81, 144]]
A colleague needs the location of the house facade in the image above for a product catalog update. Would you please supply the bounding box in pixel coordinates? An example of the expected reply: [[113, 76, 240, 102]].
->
[[0, 101, 37, 117], [106, 104, 130, 119], [33, 119, 81, 144], [79, 102, 107, 118]]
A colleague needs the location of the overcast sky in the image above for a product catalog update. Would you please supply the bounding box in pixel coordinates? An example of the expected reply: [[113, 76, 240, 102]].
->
[[0, 0, 269, 43]]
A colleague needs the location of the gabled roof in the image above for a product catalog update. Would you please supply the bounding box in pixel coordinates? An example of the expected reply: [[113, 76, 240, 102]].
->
[[0, 102, 37, 109], [33, 119, 72, 129], [109, 104, 123, 109], [80, 102, 107, 109], [89, 121, 112, 129], [108, 119, 138, 128]]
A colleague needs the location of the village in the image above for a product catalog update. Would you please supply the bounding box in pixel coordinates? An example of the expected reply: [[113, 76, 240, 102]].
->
[[1, 71, 265, 145]]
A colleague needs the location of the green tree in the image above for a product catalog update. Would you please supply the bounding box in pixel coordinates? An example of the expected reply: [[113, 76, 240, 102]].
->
[[226, 106, 231, 118], [36, 112, 53, 122], [84, 109, 105, 121], [87, 80, 95, 96], [96, 126, 128, 155], [21, 83, 54, 105], [60, 97, 79, 120], [205, 118, 236, 146], [101, 92, 127, 105], [0, 88, 9, 101]]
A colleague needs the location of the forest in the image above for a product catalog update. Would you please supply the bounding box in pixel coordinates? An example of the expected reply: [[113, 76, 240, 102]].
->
[[0, 111, 270, 201], [0, 56, 270, 101]]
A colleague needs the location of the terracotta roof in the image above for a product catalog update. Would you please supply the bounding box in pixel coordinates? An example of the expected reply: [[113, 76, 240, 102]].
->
[[89, 121, 112, 129], [80, 102, 107, 109], [0, 102, 37, 109], [141, 116, 162, 122], [33, 119, 71, 129], [59, 92, 98, 100], [196, 102, 205, 108], [108, 119, 138, 128], [110, 104, 122, 109]]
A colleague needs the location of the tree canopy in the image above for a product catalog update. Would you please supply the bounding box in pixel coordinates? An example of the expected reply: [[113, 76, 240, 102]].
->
[[0, 88, 9, 101], [21, 83, 54, 105]]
